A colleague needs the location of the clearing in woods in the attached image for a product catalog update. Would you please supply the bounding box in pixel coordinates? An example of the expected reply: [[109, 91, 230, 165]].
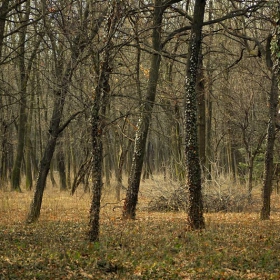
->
[[0, 179, 280, 279]]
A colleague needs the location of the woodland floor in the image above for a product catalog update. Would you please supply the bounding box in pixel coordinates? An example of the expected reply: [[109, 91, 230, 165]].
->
[[1, 178, 280, 279]]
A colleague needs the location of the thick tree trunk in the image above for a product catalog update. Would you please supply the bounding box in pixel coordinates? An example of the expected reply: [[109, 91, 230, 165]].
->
[[185, 0, 206, 230], [123, 0, 164, 219]]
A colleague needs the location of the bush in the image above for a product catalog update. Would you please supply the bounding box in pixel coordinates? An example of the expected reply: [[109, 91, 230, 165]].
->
[[147, 186, 251, 213]]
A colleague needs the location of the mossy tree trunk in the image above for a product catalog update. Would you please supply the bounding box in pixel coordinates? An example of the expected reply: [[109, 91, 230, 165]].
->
[[88, 1, 121, 242], [185, 0, 206, 230]]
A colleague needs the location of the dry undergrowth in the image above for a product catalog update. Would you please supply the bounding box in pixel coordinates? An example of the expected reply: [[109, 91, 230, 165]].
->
[[0, 178, 280, 279]]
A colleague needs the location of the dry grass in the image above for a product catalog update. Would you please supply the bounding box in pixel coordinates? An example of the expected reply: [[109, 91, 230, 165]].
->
[[1, 179, 280, 279]]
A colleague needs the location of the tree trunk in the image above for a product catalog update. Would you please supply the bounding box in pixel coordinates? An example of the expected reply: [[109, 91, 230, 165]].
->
[[88, 47, 111, 242], [88, 101, 104, 241], [26, 133, 58, 223], [0, 0, 9, 60], [88, 1, 120, 242], [185, 0, 206, 230], [123, 0, 164, 219], [260, 72, 279, 219], [26, 86, 67, 223], [260, 6, 280, 220], [57, 145, 67, 191], [27, 3, 102, 223], [11, 1, 31, 191], [196, 52, 206, 178]]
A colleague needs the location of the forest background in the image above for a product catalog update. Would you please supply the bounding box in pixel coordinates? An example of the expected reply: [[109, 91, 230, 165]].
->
[[1, 0, 280, 278]]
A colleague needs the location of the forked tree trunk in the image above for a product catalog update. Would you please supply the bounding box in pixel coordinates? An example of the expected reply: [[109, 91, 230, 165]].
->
[[185, 0, 206, 230]]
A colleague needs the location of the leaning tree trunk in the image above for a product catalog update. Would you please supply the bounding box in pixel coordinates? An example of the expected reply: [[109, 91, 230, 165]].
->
[[26, 44, 82, 223], [185, 0, 206, 230], [27, 4, 103, 223], [26, 84, 68, 223], [123, 0, 164, 219]]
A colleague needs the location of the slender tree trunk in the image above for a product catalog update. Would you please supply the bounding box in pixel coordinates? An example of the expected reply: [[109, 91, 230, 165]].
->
[[260, 6, 280, 220], [25, 105, 34, 191], [27, 4, 102, 223], [0, 0, 9, 60], [248, 157, 254, 201], [196, 52, 206, 178], [261, 72, 279, 219], [89, 100, 104, 241], [88, 1, 120, 242], [0, 1, 9, 186], [26, 133, 58, 222], [26, 85, 67, 223], [88, 47, 111, 242], [57, 143, 67, 191], [185, 0, 206, 230], [123, 0, 164, 219], [11, 1, 31, 191]]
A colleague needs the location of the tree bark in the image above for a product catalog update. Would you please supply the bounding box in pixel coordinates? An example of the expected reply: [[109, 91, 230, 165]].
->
[[0, 0, 9, 60], [88, 43, 111, 243], [26, 81, 68, 222], [57, 142, 67, 191], [27, 4, 103, 223], [11, 1, 31, 191], [260, 71, 279, 219], [185, 0, 206, 230], [260, 5, 280, 220], [196, 52, 206, 178], [123, 0, 164, 219], [88, 1, 120, 242]]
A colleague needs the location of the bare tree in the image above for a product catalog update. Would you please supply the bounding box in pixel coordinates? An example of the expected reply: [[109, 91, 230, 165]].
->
[[27, 2, 103, 223]]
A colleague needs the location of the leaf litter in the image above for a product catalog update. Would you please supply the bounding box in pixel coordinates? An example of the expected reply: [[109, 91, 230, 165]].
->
[[0, 188, 280, 279]]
